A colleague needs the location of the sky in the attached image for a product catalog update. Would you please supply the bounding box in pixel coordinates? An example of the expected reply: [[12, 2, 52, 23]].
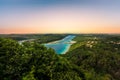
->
[[0, 0, 120, 34]]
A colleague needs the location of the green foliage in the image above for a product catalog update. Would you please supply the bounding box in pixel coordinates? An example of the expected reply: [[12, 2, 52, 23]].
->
[[0, 34, 120, 80], [35, 34, 68, 43], [64, 35, 120, 80], [22, 66, 36, 80], [0, 34, 68, 42], [0, 38, 84, 80]]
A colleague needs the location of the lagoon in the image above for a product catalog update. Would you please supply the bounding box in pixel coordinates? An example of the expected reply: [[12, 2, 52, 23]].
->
[[45, 35, 75, 54]]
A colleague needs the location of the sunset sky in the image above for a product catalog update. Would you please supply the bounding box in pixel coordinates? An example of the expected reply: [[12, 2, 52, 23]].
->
[[0, 0, 120, 34]]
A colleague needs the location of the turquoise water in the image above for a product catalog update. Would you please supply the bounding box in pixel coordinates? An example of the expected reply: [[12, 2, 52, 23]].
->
[[45, 35, 75, 54]]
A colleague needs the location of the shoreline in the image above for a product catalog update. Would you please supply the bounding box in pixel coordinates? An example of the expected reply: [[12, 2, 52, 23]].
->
[[61, 44, 71, 54], [45, 41, 76, 54], [46, 39, 76, 45], [61, 41, 76, 54], [44, 35, 76, 54], [46, 40, 61, 44]]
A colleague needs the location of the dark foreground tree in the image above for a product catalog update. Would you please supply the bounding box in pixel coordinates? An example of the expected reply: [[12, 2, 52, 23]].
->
[[0, 38, 84, 80]]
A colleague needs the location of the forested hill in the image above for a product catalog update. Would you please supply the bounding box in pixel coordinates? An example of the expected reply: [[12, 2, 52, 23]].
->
[[64, 34, 120, 80], [0, 38, 84, 80], [0, 34, 120, 80], [0, 34, 68, 43]]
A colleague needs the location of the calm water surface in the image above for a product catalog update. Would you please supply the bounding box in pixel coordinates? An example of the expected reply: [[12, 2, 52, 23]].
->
[[45, 35, 75, 54]]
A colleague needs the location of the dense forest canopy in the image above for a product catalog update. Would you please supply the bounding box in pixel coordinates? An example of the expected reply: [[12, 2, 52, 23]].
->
[[0, 36, 84, 80], [64, 34, 120, 80], [0, 34, 120, 80]]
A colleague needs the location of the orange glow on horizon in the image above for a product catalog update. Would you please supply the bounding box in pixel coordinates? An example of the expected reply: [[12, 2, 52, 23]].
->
[[0, 4, 120, 34], [0, 25, 120, 34]]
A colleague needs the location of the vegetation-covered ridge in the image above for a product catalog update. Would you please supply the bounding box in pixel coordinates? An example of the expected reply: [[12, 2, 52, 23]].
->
[[0, 34, 68, 43], [64, 34, 120, 80], [0, 34, 120, 80], [0, 38, 84, 80]]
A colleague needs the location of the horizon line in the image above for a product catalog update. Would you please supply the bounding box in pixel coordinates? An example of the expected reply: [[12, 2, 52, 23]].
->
[[0, 33, 120, 35]]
